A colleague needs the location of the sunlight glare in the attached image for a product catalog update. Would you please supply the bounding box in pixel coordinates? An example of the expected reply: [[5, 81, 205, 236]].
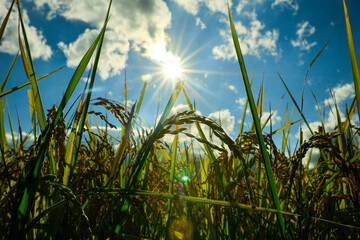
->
[[162, 56, 181, 79], [147, 38, 182, 80]]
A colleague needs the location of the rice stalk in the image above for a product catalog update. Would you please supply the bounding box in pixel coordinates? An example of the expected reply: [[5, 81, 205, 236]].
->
[[343, 0, 360, 122], [228, 5, 286, 238]]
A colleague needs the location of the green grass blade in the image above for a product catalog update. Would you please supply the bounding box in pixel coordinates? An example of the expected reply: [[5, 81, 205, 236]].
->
[[279, 74, 313, 135], [52, 19, 109, 127], [63, 94, 85, 186], [166, 125, 179, 229], [0, 66, 63, 98], [27, 89, 37, 141], [9, 1, 112, 237], [107, 104, 135, 187], [6, 100, 16, 149], [183, 88, 228, 193], [302, 41, 330, 111], [228, 6, 286, 238], [16, 1, 46, 131], [343, 0, 360, 122], [128, 81, 184, 190], [91, 188, 360, 230], [239, 71, 253, 135], [70, 0, 112, 178], [0, 98, 8, 151], [135, 81, 147, 117], [0, 0, 15, 41], [1, 50, 19, 92]]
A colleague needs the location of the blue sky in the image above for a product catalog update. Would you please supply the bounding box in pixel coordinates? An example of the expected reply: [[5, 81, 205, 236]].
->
[[0, 0, 359, 154]]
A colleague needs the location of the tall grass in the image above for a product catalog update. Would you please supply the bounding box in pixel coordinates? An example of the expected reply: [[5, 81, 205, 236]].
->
[[1, 0, 360, 239]]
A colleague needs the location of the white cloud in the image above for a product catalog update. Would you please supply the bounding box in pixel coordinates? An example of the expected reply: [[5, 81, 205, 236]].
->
[[171, 0, 200, 15], [228, 84, 237, 93], [6, 132, 35, 147], [323, 83, 355, 107], [236, 0, 264, 15], [235, 97, 247, 108], [202, 0, 232, 15], [195, 17, 206, 29], [299, 83, 356, 143], [171, 0, 232, 16], [171, 104, 190, 114], [291, 21, 317, 51], [208, 109, 235, 135], [260, 110, 282, 126], [34, 0, 171, 80], [213, 14, 279, 60], [236, 0, 250, 14], [0, 1, 52, 60], [58, 28, 129, 80], [271, 0, 299, 13]]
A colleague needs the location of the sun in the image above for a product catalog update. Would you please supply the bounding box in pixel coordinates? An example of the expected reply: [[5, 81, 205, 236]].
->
[[145, 38, 183, 81], [162, 55, 182, 80]]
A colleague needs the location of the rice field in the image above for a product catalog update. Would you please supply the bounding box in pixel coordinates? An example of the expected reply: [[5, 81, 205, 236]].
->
[[1, 0, 360, 239]]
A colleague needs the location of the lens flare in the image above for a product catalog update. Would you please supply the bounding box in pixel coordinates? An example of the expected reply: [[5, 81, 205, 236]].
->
[[146, 38, 182, 80], [163, 56, 181, 79], [181, 175, 190, 182]]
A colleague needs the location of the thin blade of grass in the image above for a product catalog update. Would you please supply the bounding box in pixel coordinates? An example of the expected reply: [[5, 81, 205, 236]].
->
[[113, 81, 184, 235], [302, 41, 330, 111], [239, 70, 253, 135], [128, 81, 184, 190], [16, 0, 46, 131], [0, 66, 63, 98], [63, 93, 85, 186], [91, 188, 360, 230], [0, 98, 8, 151], [70, 1, 112, 179], [166, 124, 179, 230], [279, 73, 313, 135], [9, 1, 112, 236], [228, 6, 286, 238], [6, 100, 16, 149], [343, 0, 360, 122], [0, 0, 15, 41], [183, 88, 228, 194], [1, 50, 19, 92]]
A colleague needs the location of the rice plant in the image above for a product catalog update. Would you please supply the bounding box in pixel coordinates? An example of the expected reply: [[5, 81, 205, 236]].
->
[[0, 0, 360, 239]]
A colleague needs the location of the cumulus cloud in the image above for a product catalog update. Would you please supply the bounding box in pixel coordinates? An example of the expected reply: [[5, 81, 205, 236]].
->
[[33, 0, 172, 80], [208, 109, 235, 135], [58, 28, 129, 80], [323, 83, 355, 107], [213, 13, 279, 60], [235, 97, 247, 108], [171, 104, 190, 115], [0, 1, 52, 60], [228, 85, 238, 93], [6, 132, 35, 147], [236, 0, 264, 15], [171, 0, 200, 15], [202, 0, 232, 15], [171, 0, 232, 16], [195, 17, 206, 29], [291, 21, 317, 51], [260, 110, 282, 126], [271, 0, 299, 13], [299, 83, 356, 143]]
